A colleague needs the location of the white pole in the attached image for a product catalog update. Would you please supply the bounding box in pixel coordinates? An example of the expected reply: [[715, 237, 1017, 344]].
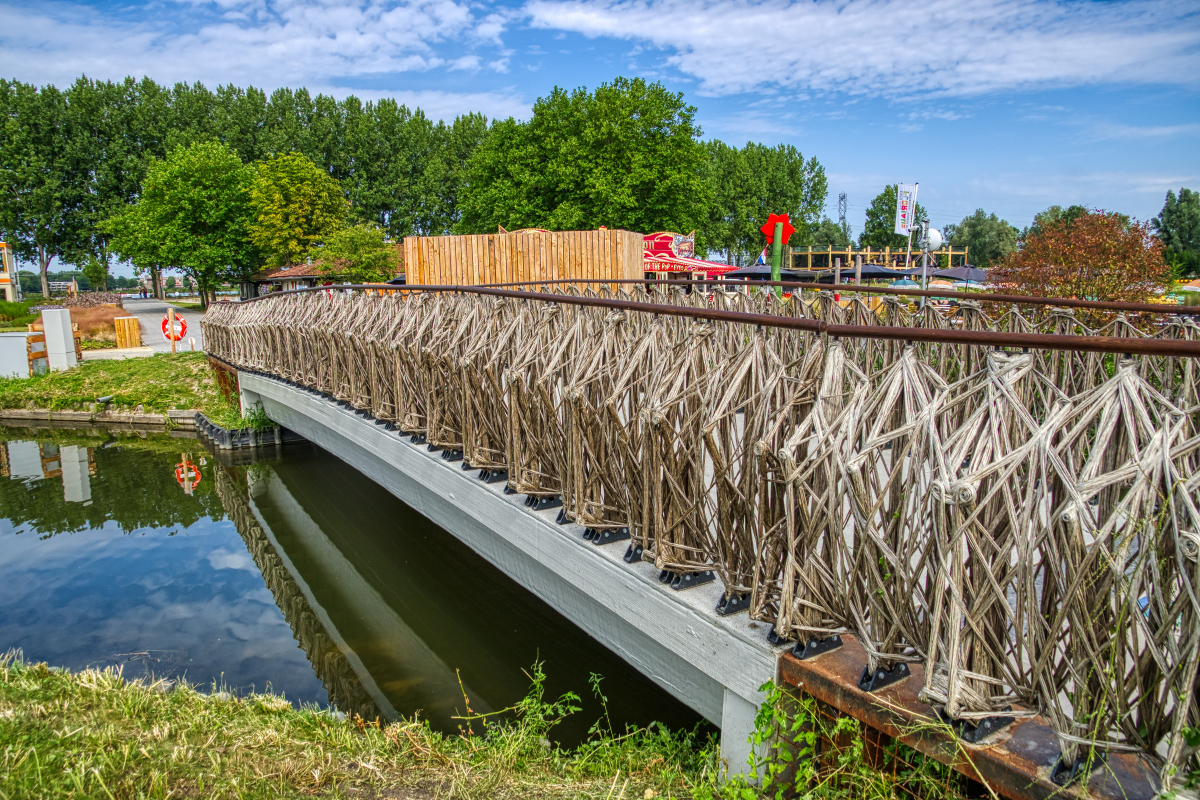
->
[[919, 222, 930, 308]]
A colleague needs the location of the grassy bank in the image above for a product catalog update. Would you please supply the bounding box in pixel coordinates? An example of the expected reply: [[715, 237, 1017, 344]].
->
[[0, 653, 717, 799], [0, 352, 244, 428]]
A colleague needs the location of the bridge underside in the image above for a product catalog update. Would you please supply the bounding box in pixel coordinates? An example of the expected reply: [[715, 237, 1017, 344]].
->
[[238, 370, 780, 776]]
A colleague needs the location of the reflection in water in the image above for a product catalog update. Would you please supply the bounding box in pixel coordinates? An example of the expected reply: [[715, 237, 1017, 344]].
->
[[0, 429, 326, 703], [1, 429, 705, 744]]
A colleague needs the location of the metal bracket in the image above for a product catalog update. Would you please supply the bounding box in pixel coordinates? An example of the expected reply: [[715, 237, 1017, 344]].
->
[[427, 442, 441, 453], [1051, 750, 1107, 787], [479, 469, 508, 484], [716, 592, 750, 616], [857, 662, 910, 693], [460, 461, 474, 471], [590, 527, 630, 546], [767, 626, 793, 647], [410, 433, 426, 444], [623, 544, 643, 563], [440, 448, 463, 462], [669, 570, 715, 591], [794, 635, 843, 660], [529, 495, 562, 511], [502, 484, 517, 495], [936, 707, 1015, 745]]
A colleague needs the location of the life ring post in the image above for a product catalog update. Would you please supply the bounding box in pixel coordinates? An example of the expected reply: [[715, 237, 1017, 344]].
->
[[161, 310, 187, 346]]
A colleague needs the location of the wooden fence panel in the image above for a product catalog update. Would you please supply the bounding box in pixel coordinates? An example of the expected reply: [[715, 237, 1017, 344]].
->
[[404, 229, 644, 287]]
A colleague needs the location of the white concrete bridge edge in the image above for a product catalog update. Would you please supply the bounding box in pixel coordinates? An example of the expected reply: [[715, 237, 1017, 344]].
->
[[239, 372, 785, 777]]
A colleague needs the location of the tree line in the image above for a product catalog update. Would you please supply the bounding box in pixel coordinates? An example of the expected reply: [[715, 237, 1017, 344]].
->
[[0, 75, 830, 302], [806, 185, 1199, 286]]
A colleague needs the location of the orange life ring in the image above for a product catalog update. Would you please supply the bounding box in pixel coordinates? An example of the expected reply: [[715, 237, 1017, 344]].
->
[[162, 314, 187, 341], [176, 461, 201, 488]]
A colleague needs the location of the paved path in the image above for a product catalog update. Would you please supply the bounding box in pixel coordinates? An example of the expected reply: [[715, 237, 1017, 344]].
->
[[121, 298, 206, 353]]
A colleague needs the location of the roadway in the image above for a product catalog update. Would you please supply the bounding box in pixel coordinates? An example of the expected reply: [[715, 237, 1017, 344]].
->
[[120, 298, 206, 354]]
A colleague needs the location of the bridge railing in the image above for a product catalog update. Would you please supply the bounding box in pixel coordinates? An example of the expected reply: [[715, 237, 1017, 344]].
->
[[202, 283, 1200, 789]]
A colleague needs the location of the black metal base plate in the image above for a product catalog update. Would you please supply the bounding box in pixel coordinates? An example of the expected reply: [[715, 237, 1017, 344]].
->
[[589, 527, 630, 546], [857, 661, 911, 692], [794, 635, 843, 660], [440, 448, 463, 462], [526, 495, 562, 511], [479, 469, 508, 484], [767, 626, 793, 647], [1051, 750, 1108, 787], [659, 570, 715, 591], [935, 707, 1015, 745], [716, 592, 750, 616], [623, 544, 643, 563]]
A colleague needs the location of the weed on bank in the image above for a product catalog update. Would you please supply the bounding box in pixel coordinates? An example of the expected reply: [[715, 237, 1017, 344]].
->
[[0, 653, 718, 799]]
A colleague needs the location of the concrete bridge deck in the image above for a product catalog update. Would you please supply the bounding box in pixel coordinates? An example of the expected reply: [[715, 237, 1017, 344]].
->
[[238, 369, 782, 774]]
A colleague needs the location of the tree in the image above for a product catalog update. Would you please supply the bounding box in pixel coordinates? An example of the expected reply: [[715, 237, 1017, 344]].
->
[[811, 218, 851, 249], [165, 276, 177, 290], [0, 80, 72, 297], [80, 255, 108, 291], [317, 223, 401, 283], [248, 151, 348, 266], [946, 209, 1018, 268], [989, 209, 1168, 302], [1152, 188, 1200, 278], [859, 185, 927, 252], [702, 142, 827, 264], [459, 77, 711, 237], [1020, 205, 1090, 245], [105, 140, 257, 308]]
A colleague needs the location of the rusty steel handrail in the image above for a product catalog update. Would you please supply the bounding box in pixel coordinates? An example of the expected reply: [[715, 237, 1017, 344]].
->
[[472, 277, 1200, 317], [227, 283, 1200, 358]]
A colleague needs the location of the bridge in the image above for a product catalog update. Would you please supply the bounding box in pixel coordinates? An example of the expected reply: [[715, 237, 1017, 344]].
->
[[202, 281, 1200, 794]]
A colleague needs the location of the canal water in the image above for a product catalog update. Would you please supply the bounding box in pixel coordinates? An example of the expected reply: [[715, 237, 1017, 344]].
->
[[0, 428, 705, 743]]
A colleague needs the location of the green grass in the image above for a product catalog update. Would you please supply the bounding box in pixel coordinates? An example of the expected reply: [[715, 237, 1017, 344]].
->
[[0, 298, 42, 329], [0, 351, 245, 427], [0, 653, 717, 799]]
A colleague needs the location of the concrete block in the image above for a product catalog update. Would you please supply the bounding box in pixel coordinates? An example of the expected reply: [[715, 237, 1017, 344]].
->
[[42, 308, 77, 371], [0, 332, 33, 378]]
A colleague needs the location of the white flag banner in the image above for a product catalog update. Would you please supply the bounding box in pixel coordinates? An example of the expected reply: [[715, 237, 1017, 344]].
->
[[894, 183, 918, 235]]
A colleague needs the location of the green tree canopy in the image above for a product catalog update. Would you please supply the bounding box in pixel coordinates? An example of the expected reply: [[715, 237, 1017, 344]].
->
[[317, 223, 401, 284], [944, 209, 1018, 268], [80, 255, 108, 291], [858, 185, 927, 251], [104, 140, 257, 307], [1020, 204, 1090, 244], [0, 80, 71, 297], [249, 151, 348, 266], [701, 141, 827, 264], [1152, 188, 1200, 278], [458, 77, 710, 237], [811, 218, 851, 250]]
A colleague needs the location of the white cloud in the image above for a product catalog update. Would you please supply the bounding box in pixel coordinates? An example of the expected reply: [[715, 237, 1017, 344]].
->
[[0, 0, 520, 117], [1088, 122, 1200, 141], [523, 0, 1200, 98]]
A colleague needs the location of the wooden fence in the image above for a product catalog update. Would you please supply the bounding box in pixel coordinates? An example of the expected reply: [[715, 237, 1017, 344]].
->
[[402, 229, 643, 286]]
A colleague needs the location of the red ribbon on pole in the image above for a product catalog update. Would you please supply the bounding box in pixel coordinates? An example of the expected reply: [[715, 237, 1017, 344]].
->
[[760, 213, 795, 244]]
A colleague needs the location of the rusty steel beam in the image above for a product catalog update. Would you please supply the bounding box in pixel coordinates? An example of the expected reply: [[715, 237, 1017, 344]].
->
[[476, 277, 1200, 317], [232, 285, 1200, 357], [777, 635, 1159, 800]]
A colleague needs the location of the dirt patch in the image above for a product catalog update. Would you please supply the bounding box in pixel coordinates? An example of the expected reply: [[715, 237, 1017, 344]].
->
[[34, 305, 131, 343]]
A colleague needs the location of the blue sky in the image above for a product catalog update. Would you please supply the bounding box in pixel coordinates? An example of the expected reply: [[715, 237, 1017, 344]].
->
[[2, 0, 1198, 240]]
